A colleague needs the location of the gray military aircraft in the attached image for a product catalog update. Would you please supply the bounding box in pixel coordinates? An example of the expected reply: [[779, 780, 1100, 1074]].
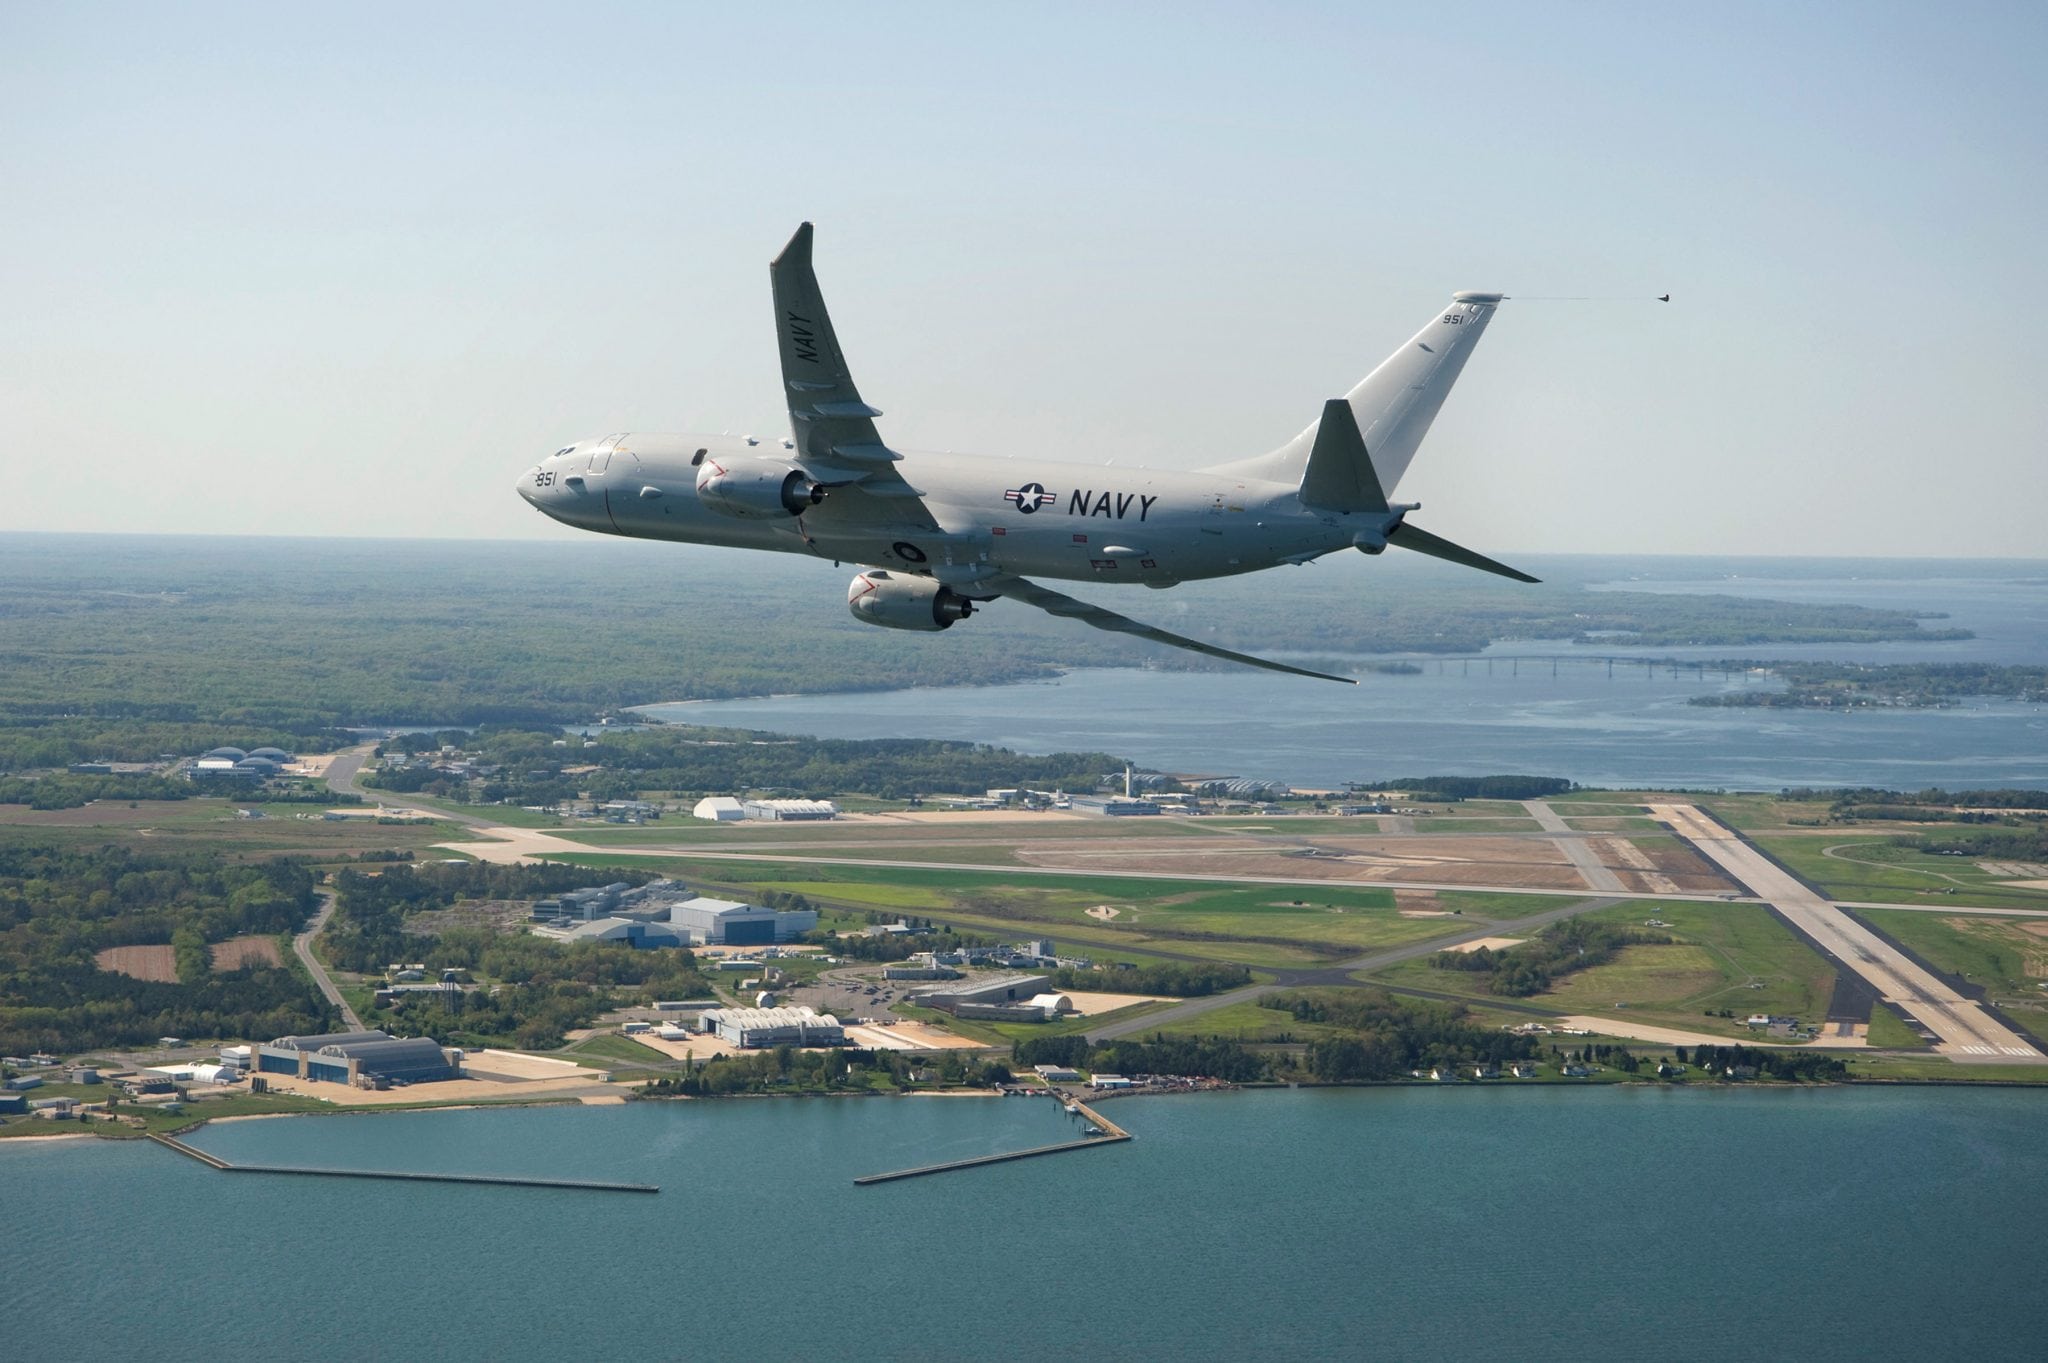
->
[[516, 223, 1535, 683]]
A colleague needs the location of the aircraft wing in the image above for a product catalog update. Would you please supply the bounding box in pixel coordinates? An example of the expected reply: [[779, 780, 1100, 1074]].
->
[[976, 572, 1357, 684], [770, 223, 932, 522]]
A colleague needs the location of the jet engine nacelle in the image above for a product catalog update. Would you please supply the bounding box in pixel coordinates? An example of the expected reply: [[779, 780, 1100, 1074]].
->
[[847, 570, 976, 632], [694, 456, 825, 520]]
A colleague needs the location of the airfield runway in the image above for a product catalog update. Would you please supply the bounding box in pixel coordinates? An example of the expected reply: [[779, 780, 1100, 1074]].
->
[[1650, 804, 2044, 1063]]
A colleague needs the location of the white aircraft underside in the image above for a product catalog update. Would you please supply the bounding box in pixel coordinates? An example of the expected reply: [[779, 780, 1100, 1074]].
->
[[517, 224, 1536, 683]]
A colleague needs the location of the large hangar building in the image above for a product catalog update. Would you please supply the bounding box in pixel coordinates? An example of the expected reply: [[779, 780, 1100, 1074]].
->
[[255, 1031, 461, 1087], [529, 882, 816, 948], [699, 1006, 845, 1048]]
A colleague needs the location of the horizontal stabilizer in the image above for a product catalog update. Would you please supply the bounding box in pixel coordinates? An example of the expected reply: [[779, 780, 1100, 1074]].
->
[[1386, 523, 1539, 583], [978, 573, 1356, 684]]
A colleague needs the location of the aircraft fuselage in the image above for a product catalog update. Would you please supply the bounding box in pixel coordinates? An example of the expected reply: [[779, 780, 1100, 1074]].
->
[[518, 432, 1365, 586]]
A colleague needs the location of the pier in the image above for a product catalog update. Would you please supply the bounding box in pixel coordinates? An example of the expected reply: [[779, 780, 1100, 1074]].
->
[[854, 1094, 1131, 1185], [147, 1131, 659, 1194]]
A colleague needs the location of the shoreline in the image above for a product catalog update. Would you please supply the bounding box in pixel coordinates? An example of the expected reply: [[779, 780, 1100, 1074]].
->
[[14, 1069, 2048, 1153]]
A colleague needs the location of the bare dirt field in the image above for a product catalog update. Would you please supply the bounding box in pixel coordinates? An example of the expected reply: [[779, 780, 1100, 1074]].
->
[[1021, 834, 1590, 890], [1556, 1014, 1867, 1050], [1634, 838, 1736, 892], [1058, 990, 1169, 1016], [3, 800, 198, 827], [1443, 937, 1526, 954], [633, 1031, 745, 1061], [844, 1020, 985, 1051], [463, 1049, 590, 1080], [95, 944, 177, 981], [210, 936, 282, 969]]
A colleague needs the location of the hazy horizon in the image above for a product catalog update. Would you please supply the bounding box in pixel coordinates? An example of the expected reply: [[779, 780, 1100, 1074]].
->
[[7, 3, 2044, 555]]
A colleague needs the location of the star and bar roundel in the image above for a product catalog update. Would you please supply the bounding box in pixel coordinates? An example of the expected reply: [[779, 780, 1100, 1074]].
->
[[1002, 481, 1057, 514]]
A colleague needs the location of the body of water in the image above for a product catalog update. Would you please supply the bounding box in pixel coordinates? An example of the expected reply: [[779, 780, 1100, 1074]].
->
[[647, 565, 2048, 789], [5, 1087, 2044, 1361]]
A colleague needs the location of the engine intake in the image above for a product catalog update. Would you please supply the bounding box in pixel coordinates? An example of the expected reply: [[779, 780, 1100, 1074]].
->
[[694, 456, 825, 519], [846, 570, 976, 632]]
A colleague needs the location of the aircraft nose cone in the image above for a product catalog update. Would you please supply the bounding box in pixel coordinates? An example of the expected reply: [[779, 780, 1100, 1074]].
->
[[516, 471, 539, 506]]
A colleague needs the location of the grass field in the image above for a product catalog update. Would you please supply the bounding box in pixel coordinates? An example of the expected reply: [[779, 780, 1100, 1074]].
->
[[545, 852, 1473, 965], [1143, 998, 1349, 1042], [561, 1033, 674, 1066], [1751, 835, 2048, 909], [1853, 909, 2048, 1011], [1539, 944, 1727, 1008], [1865, 1003, 1931, 1050], [1359, 899, 1836, 1038], [0, 797, 464, 855]]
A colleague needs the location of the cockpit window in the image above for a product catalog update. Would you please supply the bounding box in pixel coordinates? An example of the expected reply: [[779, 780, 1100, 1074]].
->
[[555, 446, 576, 457], [691, 448, 708, 467]]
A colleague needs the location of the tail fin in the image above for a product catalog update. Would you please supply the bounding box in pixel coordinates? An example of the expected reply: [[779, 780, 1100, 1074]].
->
[[1210, 292, 1502, 494]]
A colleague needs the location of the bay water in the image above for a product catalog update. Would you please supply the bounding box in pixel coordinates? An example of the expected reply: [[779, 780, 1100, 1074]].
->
[[645, 561, 2048, 789], [5, 1086, 2044, 1361]]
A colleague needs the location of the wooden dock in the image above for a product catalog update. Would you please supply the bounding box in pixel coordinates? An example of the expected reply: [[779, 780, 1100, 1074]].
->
[[147, 1131, 658, 1194], [854, 1093, 1131, 1185]]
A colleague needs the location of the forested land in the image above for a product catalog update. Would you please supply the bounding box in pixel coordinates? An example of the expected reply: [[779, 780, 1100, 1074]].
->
[[1376, 775, 1575, 801], [370, 726, 1130, 803], [1273, 989, 1542, 1078], [1046, 962, 1251, 997], [1, 536, 1974, 746], [641, 1046, 1013, 1096], [1691, 662, 2047, 709], [0, 845, 330, 1053], [322, 861, 719, 1049]]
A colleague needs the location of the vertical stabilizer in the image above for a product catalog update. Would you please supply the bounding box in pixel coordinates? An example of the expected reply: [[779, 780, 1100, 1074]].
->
[[1208, 292, 1501, 494]]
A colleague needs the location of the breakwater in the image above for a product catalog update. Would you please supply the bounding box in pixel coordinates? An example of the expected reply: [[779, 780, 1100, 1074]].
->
[[854, 1094, 1130, 1184], [147, 1131, 658, 1193]]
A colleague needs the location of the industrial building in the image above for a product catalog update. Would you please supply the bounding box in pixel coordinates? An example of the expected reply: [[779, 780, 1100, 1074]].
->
[[1069, 795, 1161, 817], [530, 881, 816, 948], [192, 745, 296, 780], [912, 974, 1073, 1020], [697, 1006, 845, 1048], [254, 1030, 461, 1087], [691, 796, 838, 822]]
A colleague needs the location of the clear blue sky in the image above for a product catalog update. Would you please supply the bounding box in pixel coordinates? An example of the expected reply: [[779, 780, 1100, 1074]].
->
[[4, 2, 2043, 554]]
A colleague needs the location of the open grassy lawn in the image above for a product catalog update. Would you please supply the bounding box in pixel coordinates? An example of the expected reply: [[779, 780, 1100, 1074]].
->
[[558, 817, 1211, 847], [1359, 899, 1836, 1038], [562, 1033, 673, 1066], [1844, 1055, 2048, 1083], [1865, 1003, 1931, 1050], [1434, 889, 1592, 917], [1144, 998, 1353, 1042], [0, 798, 463, 855], [1854, 909, 2048, 1011], [546, 852, 1466, 966], [1693, 793, 1840, 832], [1558, 816, 1666, 834], [1751, 835, 2048, 910], [1538, 945, 1726, 1008]]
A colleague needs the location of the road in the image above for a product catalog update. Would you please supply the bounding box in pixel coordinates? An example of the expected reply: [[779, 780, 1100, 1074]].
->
[[1084, 896, 1621, 1041], [325, 743, 498, 829], [293, 889, 362, 1030], [1525, 800, 1628, 894], [1650, 803, 2044, 1064]]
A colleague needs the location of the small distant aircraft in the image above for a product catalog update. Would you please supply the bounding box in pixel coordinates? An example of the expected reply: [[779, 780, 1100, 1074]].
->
[[517, 224, 1536, 683]]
